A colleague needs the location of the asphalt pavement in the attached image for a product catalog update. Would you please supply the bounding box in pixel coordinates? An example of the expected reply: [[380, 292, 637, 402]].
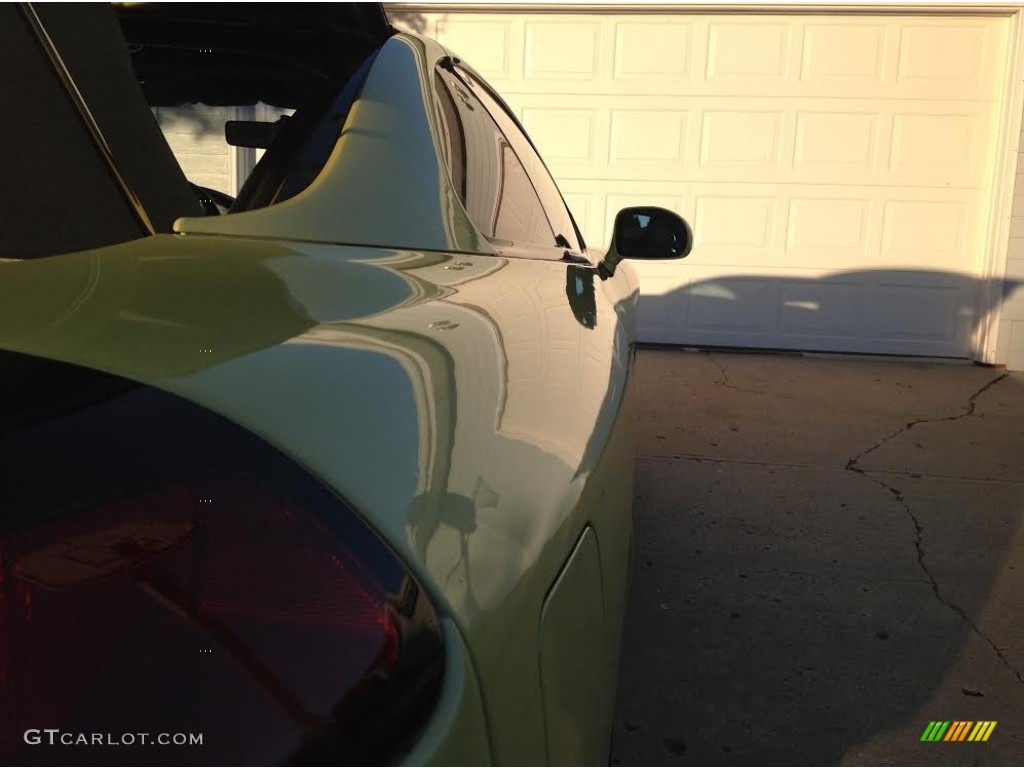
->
[[612, 348, 1024, 765]]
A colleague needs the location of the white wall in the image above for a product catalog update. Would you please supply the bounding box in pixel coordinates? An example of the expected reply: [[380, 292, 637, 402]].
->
[[151, 104, 234, 194]]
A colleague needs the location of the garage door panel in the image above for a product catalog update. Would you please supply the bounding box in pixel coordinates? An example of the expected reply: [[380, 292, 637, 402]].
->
[[794, 112, 879, 170], [688, 274, 780, 333], [880, 199, 971, 268], [695, 195, 776, 252], [636, 288, 682, 331], [897, 24, 993, 94], [524, 20, 602, 81], [521, 107, 600, 164], [801, 24, 887, 85], [889, 112, 987, 182], [613, 21, 695, 82], [779, 280, 865, 338], [700, 110, 783, 168], [610, 110, 688, 163], [706, 22, 791, 84], [610, 20, 692, 81], [787, 199, 872, 257], [872, 283, 967, 344]]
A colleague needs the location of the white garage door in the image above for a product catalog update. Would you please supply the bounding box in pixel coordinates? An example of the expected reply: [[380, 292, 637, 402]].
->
[[397, 9, 1012, 357]]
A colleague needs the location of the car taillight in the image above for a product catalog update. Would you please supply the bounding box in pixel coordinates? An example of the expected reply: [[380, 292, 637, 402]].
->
[[0, 476, 444, 765], [0, 355, 444, 766]]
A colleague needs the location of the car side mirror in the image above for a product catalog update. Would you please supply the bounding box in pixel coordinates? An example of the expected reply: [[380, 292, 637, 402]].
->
[[599, 206, 693, 279]]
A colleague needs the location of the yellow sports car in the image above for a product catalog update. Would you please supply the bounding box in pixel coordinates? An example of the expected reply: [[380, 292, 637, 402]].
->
[[0, 3, 690, 764]]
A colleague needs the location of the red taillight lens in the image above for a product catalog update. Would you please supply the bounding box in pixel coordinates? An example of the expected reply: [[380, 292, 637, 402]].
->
[[0, 477, 443, 765]]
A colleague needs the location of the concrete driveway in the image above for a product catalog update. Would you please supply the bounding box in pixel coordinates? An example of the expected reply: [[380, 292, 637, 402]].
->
[[612, 348, 1024, 765]]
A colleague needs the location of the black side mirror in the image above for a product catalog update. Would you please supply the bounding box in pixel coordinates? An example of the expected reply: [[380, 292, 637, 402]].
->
[[599, 206, 692, 279]]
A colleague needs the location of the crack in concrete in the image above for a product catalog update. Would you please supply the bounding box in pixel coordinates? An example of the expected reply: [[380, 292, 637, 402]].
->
[[845, 372, 1023, 685], [639, 454, 818, 470], [746, 567, 929, 584], [851, 468, 1024, 685], [705, 352, 809, 402], [705, 352, 766, 396], [848, 373, 1008, 469]]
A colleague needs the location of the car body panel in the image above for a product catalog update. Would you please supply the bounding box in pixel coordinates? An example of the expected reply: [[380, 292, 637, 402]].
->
[[404, 618, 492, 765], [176, 35, 491, 256], [540, 526, 610, 766], [0, 231, 638, 762]]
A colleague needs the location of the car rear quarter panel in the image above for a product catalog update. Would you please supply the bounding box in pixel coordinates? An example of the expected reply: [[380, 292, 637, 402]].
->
[[0, 235, 638, 763], [176, 33, 489, 257]]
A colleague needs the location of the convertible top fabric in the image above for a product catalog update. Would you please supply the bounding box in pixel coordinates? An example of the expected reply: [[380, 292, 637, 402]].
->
[[0, 4, 201, 258]]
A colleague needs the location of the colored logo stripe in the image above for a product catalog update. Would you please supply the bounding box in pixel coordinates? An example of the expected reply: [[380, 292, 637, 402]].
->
[[920, 721, 996, 742], [968, 722, 997, 742], [944, 722, 972, 741]]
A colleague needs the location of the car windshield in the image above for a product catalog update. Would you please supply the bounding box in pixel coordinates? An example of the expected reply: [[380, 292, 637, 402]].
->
[[1, 3, 387, 260]]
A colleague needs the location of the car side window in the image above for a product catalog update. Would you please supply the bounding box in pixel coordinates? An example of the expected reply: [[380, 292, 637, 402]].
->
[[435, 67, 557, 250], [455, 66, 584, 253]]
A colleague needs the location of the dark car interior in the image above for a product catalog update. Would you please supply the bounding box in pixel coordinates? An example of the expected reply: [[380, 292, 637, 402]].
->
[[2, 3, 391, 259]]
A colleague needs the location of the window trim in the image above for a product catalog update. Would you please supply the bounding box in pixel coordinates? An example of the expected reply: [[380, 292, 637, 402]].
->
[[447, 60, 587, 253], [433, 63, 562, 253]]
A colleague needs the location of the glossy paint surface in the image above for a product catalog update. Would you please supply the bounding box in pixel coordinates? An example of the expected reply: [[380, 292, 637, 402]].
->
[[0, 27, 641, 766], [0, 232, 638, 763]]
